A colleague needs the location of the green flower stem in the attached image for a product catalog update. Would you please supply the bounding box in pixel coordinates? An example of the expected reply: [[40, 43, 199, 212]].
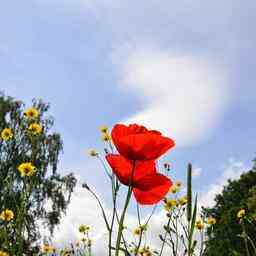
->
[[159, 217, 172, 256], [115, 161, 136, 256], [97, 156, 112, 180], [187, 163, 192, 223], [174, 208, 182, 255], [109, 175, 119, 256], [87, 187, 110, 231], [115, 186, 132, 256], [114, 209, 130, 253]]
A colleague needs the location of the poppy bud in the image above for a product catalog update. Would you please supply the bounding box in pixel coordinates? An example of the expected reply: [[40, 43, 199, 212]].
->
[[164, 163, 171, 171], [82, 183, 90, 190]]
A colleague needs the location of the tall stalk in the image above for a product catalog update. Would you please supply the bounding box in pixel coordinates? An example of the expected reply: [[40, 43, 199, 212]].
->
[[108, 175, 119, 256], [187, 163, 192, 223], [115, 161, 135, 256], [114, 186, 133, 256], [187, 163, 196, 256]]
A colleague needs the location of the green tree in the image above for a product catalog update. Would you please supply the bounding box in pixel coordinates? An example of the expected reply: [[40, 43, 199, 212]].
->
[[0, 93, 76, 255], [203, 160, 256, 256]]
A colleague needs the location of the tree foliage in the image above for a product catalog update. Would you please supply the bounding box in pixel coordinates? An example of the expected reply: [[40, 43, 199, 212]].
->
[[0, 93, 76, 255], [203, 160, 256, 256]]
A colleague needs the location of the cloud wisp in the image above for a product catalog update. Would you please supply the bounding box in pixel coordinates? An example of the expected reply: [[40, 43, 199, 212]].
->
[[113, 48, 230, 147], [199, 159, 247, 208]]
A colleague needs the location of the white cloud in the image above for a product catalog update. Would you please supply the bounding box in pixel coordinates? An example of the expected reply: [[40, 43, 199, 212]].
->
[[199, 159, 247, 208], [113, 48, 230, 146], [50, 182, 107, 248], [48, 178, 172, 255], [49, 179, 139, 254]]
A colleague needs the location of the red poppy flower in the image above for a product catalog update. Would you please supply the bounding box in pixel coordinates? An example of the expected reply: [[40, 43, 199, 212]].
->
[[111, 124, 175, 161], [106, 154, 172, 205], [133, 173, 172, 204]]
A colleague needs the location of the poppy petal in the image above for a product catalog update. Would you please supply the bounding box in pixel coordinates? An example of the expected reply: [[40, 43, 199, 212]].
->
[[116, 133, 175, 161], [133, 174, 172, 205], [111, 124, 147, 144], [105, 154, 156, 185]]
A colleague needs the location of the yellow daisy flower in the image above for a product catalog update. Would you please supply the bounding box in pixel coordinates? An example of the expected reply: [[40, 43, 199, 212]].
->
[[42, 244, 55, 253], [0, 250, 9, 256], [1, 128, 13, 140], [237, 209, 246, 219], [0, 209, 14, 221], [81, 237, 87, 243], [133, 227, 142, 236], [101, 133, 111, 142], [61, 248, 72, 256], [89, 149, 98, 157], [195, 220, 204, 230], [178, 196, 188, 206], [99, 125, 108, 133], [207, 217, 216, 225], [169, 185, 179, 194], [138, 247, 153, 256], [164, 199, 177, 211], [87, 239, 92, 247], [24, 107, 39, 119], [28, 123, 42, 135], [133, 224, 147, 236], [175, 181, 182, 188], [79, 224, 90, 233], [18, 162, 36, 177]]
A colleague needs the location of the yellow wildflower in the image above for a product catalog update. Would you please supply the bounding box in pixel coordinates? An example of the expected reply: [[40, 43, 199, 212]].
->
[[28, 123, 42, 135], [100, 125, 108, 133], [0, 250, 9, 256], [79, 224, 90, 233], [18, 162, 36, 177], [175, 181, 182, 188], [89, 149, 98, 157], [195, 220, 204, 230], [169, 182, 181, 193], [169, 185, 179, 193], [1, 128, 13, 141], [80, 237, 92, 246], [61, 248, 71, 256], [178, 196, 188, 206], [237, 209, 246, 219], [138, 247, 153, 256], [0, 209, 14, 221], [42, 244, 55, 253], [81, 237, 87, 243], [164, 199, 177, 211], [87, 239, 92, 247], [24, 107, 39, 119], [207, 217, 216, 225], [101, 133, 111, 142], [133, 224, 147, 236], [133, 227, 142, 236]]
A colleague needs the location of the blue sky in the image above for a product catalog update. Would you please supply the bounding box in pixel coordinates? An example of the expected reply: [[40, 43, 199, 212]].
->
[[1, 0, 256, 219]]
